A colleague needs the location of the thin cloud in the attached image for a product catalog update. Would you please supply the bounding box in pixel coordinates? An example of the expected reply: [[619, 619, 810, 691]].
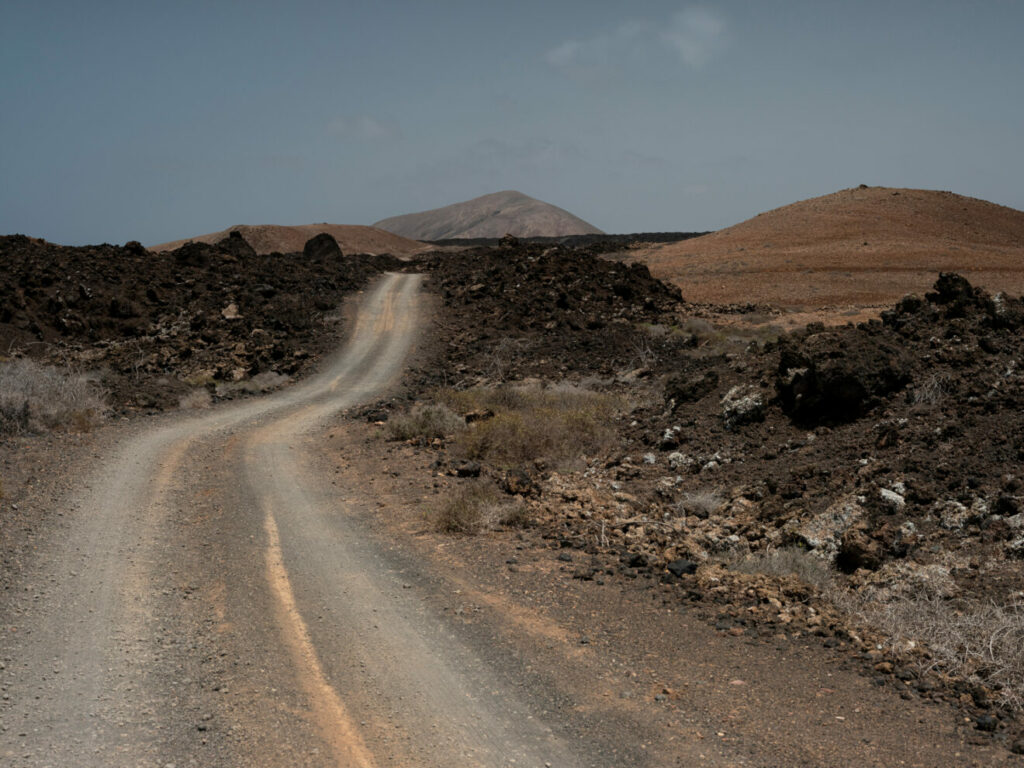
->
[[661, 7, 726, 68], [545, 6, 725, 74], [327, 115, 401, 142]]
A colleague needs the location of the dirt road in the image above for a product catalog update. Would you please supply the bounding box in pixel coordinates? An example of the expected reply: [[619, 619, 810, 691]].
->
[[0, 273, 1013, 767], [0, 274, 601, 766]]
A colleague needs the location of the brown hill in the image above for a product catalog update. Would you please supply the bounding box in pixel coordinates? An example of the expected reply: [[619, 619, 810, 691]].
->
[[151, 224, 427, 256], [373, 190, 603, 240], [630, 186, 1024, 309]]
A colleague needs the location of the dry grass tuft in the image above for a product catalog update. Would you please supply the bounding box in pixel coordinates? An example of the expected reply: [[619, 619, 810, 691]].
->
[[0, 359, 106, 434], [385, 403, 466, 442], [911, 373, 953, 405], [437, 383, 621, 469], [851, 594, 1024, 710], [727, 546, 834, 590], [178, 389, 212, 410], [432, 481, 530, 534], [675, 489, 726, 518]]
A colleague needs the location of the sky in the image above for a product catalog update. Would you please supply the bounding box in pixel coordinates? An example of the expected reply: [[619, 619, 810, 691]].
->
[[2, 0, 1023, 245]]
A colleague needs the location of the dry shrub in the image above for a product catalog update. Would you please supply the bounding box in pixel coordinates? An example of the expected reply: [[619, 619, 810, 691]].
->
[[215, 371, 290, 397], [178, 388, 212, 410], [438, 384, 620, 469], [728, 546, 833, 590], [681, 317, 715, 339], [851, 594, 1024, 710], [0, 358, 106, 434], [385, 403, 465, 442], [432, 481, 528, 534], [911, 372, 953, 405], [675, 489, 725, 518]]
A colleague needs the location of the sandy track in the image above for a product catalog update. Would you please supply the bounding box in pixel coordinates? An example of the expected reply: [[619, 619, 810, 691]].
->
[[0, 274, 600, 767]]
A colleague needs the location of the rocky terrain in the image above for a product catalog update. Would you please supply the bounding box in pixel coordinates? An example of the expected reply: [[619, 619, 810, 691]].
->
[[630, 186, 1024, 310], [4, 226, 1024, 759], [150, 222, 426, 257], [381, 242, 1024, 749], [374, 190, 604, 239], [0, 232, 400, 411]]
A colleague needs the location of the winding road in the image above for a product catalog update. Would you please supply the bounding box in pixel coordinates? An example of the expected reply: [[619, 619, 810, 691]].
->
[[2, 273, 1010, 768], [0, 274, 588, 766]]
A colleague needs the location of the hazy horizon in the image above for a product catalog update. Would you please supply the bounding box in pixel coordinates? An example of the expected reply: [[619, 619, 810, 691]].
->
[[3, 1, 1022, 245]]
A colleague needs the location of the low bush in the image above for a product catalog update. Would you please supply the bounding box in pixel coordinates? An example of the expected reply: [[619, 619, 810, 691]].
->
[[727, 546, 834, 590], [675, 489, 725, 518], [385, 403, 466, 442], [0, 358, 106, 434], [852, 594, 1024, 710], [437, 384, 621, 469], [432, 481, 529, 534], [178, 388, 212, 410]]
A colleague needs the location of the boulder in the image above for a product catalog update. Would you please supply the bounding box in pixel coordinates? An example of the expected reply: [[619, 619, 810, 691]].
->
[[217, 230, 257, 259], [721, 385, 765, 430], [303, 232, 343, 260], [777, 329, 912, 425]]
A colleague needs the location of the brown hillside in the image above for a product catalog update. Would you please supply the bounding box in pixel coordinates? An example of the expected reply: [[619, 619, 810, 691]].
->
[[151, 223, 428, 257], [630, 186, 1024, 309]]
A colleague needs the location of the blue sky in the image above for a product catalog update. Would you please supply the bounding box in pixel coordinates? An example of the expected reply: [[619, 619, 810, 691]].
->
[[2, 0, 1022, 245]]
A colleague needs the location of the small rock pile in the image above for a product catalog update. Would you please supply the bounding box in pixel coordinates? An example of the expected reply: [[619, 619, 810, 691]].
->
[[411, 243, 686, 383], [0, 233, 401, 410]]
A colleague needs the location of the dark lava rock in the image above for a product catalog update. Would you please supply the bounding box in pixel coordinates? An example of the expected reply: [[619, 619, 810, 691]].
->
[[836, 529, 884, 573], [411, 243, 684, 383], [926, 272, 982, 315], [777, 327, 912, 425], [218, 230, 257, 259], [666, 558, 698, 577], [665, 370, 719, 409], [625, 552, 651, 569], [303, 232, 343, 260], [974, 714, 999, 732], [454, 461, 482, 478], [0, 232, 392, 411], [499, 468, 538, 496]]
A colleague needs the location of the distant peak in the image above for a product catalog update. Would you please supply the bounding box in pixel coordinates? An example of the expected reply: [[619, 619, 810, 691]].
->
[[373, 191, 603, 240]]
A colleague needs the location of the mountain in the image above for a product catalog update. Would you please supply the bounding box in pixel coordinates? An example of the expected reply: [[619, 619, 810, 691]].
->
[[629, 186, 1024, 308], [151, 224, 426, 256], [372, 190, 603, 240]]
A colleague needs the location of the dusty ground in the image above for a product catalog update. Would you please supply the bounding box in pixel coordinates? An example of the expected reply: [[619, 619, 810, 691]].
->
[[629, 186, 1024, 315], [380, 243, 1024, 756], [3, 225, 1024, 764], [329, 419, 1017, 766]]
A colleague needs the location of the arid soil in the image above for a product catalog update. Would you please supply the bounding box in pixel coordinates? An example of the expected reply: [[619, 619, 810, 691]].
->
[[151, 223, 427, 256], [331, 422, 1013, 767], [629, 186, 1024, 311], [380, 242, 1024, 757], [0, 232, 401, 410], [3, 227, 1024, 764]]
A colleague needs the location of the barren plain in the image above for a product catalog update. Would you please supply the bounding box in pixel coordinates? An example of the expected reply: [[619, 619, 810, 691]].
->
[[3, 187, 1024, 766]]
